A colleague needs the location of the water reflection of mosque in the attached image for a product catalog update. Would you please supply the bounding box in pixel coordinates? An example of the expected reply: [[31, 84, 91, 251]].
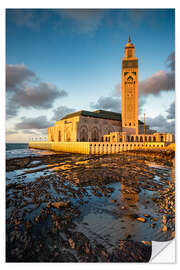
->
[[120, 169, 139, 206]]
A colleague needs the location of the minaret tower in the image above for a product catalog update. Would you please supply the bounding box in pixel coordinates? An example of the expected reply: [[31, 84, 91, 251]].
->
[[121, 36, 138, 134]]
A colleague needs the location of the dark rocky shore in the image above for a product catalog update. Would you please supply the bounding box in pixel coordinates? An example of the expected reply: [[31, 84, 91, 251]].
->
[[6, 150, 175, 262]]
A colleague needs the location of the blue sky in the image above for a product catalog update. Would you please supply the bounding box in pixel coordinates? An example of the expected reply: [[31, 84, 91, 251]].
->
[[6, 9, 175, 142]]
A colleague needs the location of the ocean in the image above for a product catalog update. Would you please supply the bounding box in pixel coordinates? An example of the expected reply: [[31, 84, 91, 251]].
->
[[6, 143, 54, 160]]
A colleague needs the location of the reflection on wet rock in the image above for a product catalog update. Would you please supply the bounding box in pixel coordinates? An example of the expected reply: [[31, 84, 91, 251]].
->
[[6, 152, 175, 262]]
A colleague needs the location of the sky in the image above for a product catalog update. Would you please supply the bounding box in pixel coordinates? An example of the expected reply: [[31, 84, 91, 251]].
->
[[6, 8, 175, 142]]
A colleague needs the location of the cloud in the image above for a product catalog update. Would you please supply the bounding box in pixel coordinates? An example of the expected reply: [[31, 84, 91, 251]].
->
[[114, 9, 171, 32], [6, 9, 51, 30], [51, 106, 76, 121], [139, 52, 175, 96], [6, 103, 19, 119], [7, 9, 106, 34], [90, 96, 121, 112], [139, 70, 175, 96], [146, 114, 175, 134], [90, 94, 146, 116], [12, 82, 67, 109], [6, 64, 37, 92], [166, 52, 175, 72], [21, 130, 40, 135], [15, 116, 52, 130], [115, 9, 148, 30], [6, 129, 19, 135], [166, 101, 175, 120], [115, 83, 121, 96], [59, 9, 105, 34], [6, 64, 67, 118], [138, 97, 147, 115]]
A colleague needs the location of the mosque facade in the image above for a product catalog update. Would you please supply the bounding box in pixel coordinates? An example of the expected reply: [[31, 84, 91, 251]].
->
[[48, 38, 173, 144]]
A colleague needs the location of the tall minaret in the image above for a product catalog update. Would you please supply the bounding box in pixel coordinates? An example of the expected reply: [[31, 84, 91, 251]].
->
[[121, 36, 138, 134]]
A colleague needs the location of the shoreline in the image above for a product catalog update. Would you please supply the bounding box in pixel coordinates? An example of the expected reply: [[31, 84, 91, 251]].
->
[[6, 150, 175, 262]]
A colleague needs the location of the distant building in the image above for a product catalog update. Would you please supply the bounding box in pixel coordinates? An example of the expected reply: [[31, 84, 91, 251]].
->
[[48, 37, 173, 144]]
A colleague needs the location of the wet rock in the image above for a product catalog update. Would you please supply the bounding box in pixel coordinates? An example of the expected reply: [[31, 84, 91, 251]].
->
[[25, 220, 32, 230], [129, 214, 139, 220], [61, 251, 78, 262], [94, 243, 109, 262], [47, 200, 71, 209], [137, 217, 146, 223], [144, 214, 151, 218], [68, 238, 75, 249], [34, 216, 40, 223], [151, 217, 158, 222], [141, 241, 151, 246], [162, 225, 168, 232], [110, 240, 152, 262], [125, 233, 131, 239], [162, 215, 167, 224]]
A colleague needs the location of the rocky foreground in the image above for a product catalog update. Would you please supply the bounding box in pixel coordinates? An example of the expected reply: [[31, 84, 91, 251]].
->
[[6, 150, 175, 262]]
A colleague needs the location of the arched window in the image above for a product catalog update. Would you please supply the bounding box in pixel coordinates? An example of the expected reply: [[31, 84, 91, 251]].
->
[[140, 136, 143, 142], [127, 136, 130, 142], [160, 136, 164, 142], [131, 136, 134, 142], [136, 136, 139, 142], [66, 129, 71, 142], [153, 136, 156, 142], [145, 136, 147, 142], [149, 136, 151, 142], [91, 127, 99, 142], [80, 126, 88, 142]]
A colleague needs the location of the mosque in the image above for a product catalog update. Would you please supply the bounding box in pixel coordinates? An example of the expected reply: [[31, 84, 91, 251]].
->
[[48, 37, 173, 145]]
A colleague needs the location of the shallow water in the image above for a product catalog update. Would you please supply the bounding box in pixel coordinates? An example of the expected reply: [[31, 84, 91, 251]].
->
[[6, 143, 55, 160], [6, 153, 175, 248]]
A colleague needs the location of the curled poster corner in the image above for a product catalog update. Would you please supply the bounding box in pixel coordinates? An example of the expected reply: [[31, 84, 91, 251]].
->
[[150, 240, 175, 263]]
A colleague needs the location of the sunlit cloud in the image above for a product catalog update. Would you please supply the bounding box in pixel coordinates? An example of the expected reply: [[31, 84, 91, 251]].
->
[[6, 64, 68, 118]]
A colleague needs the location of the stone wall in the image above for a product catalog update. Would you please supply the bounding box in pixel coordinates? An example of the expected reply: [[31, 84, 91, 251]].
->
[[48, 115, 122, 142], [29, 141, 166, 155]]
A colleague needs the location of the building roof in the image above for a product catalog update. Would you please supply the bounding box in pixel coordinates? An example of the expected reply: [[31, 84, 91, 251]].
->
[[61, 110, 122, 121], [61, 109, 144, 124]]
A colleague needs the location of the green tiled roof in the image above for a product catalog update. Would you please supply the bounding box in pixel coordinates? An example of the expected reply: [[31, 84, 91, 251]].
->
[[61, 110, 122, 121], [61, 109, 144, 124]]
